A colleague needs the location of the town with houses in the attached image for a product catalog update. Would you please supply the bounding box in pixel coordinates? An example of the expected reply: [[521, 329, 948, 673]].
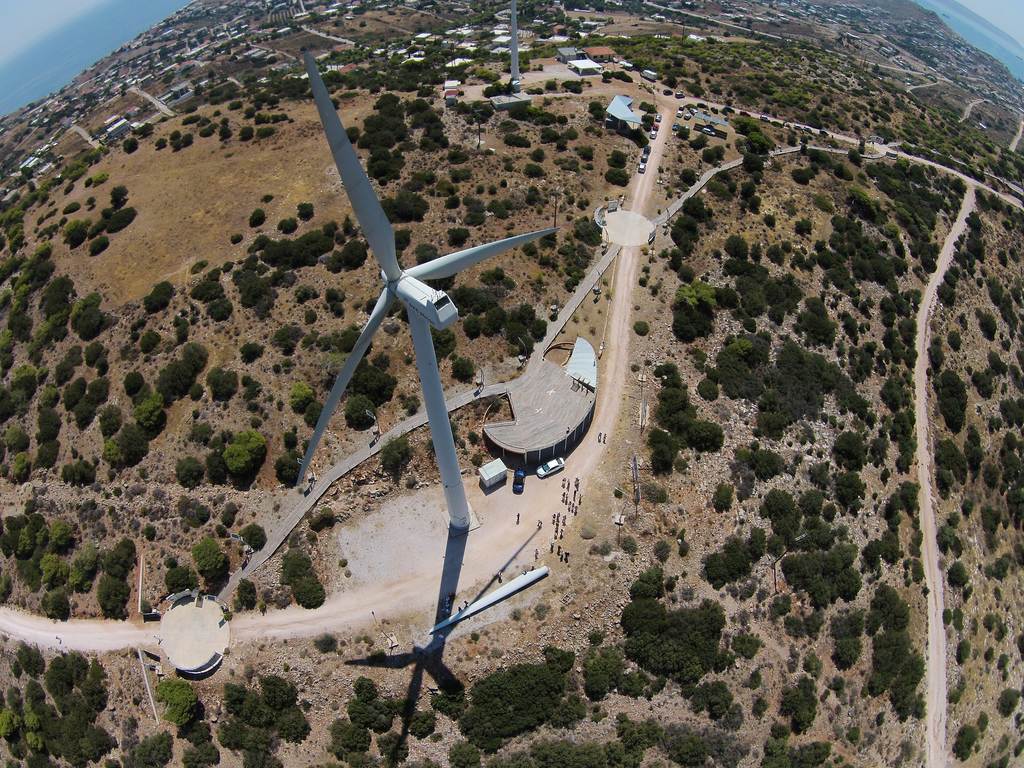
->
[[3, 0, 1024, 199]]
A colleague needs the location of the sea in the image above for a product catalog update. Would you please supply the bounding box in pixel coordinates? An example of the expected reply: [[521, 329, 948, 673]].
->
[[0, 0, 192, 118], [912, 0, 1024, 82]]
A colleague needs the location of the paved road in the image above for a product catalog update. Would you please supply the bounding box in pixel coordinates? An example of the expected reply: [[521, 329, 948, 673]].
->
[[128, 86, 174, 118], [915, 185, 975, 768]]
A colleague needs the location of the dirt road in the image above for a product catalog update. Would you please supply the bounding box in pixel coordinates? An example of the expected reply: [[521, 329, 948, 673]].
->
[[959, 99, 985, 123], [0, 608, 153, 652], [916, 185, 975, 768], [1011, 119, 1023, 152]]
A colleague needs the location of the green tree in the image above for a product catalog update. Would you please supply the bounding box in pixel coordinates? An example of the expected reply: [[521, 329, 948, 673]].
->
[[380, 436, 412, 476], [156, 678, 198, 725], [239, 523, 267, 551], [289, 381, 314, 413], [222, 430, 267, 478], [191, 537, 228, 586], [176, 456, 205, 488]]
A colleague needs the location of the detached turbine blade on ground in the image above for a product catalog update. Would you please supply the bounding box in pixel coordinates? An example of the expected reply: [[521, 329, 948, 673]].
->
[[303, 52, 401, 282], [296, 290, 394, 485], [406, 227, 557, 282]]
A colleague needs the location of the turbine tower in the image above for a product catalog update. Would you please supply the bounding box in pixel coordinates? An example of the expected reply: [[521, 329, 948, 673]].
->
[[297, 52, 554, 530], [509, 0, 521, 93]]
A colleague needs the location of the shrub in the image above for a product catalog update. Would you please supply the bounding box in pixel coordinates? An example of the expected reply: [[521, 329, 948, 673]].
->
[[780, 676, 818, 733], [381, 436, 412, 475], [88, 236, 109, 256], [240, 523, 267, 550], [192, 537, 228, 586], [175, 456, 205, 488], [144, 282, 174, 313], [952, 724, 978, 760], [249, 208, 266, 227], [605, 168, 630, 186], [222, 430, 267, 478], [156, 679, 198, 725], [451, 356, 475, 382]]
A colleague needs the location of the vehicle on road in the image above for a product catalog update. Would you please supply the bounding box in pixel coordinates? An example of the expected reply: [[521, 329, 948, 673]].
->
[[512, 468, 526, 494], [655, 113, 662, 123], [536, 458, 566, 478], [675, 91, 685, 99], [638, 161, 647, 174], [642, 144, 651, 157]]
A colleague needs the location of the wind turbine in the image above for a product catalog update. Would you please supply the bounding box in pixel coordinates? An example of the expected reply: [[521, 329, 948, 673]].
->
[[297, 52, 554, 530], [509, 0, 521, 93]]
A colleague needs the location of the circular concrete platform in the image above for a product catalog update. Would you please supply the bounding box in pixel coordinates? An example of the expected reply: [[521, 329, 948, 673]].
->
[[159, 594, 230, 675], [603, 209, 654, 246]]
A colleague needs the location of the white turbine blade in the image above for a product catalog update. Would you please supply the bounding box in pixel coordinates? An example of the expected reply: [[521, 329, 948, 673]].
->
[[303, 52, 401, 281], [296, 290, 394, 486], [406, 227, 556, 281]]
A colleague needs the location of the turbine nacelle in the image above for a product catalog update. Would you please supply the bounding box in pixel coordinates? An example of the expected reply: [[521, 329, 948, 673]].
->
[[395, 275, 458, 330]]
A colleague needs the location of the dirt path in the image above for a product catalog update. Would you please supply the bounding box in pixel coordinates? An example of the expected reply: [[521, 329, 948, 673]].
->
[[1011, 118, 1024, 152], [959, 98, 985, 123], [916, 185, 975, 768], [0, 608, 153, 652]]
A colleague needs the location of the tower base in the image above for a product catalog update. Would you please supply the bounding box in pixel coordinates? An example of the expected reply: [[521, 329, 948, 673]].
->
[[490, 93, 533, 111]]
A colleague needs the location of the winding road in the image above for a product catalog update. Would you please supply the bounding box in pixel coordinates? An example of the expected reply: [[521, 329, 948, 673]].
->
[[959, 99, 985, 123], [916, 186, 976, 768]]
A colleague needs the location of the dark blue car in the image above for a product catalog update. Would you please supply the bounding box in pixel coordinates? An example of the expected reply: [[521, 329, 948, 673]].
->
[[512, 468, 526, 494]]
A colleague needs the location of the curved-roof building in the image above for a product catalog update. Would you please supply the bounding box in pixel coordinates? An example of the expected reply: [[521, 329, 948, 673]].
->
[[484, 338, 597, 465]]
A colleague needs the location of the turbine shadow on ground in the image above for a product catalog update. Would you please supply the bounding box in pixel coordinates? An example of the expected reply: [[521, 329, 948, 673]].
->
[[345, 522, 541, 761]]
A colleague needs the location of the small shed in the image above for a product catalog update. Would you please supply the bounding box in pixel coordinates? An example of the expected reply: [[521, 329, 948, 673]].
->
[[478, 458, 508, 490], [556, 46, 581, 63]]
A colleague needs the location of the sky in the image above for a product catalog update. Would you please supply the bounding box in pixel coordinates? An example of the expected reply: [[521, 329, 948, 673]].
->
[[955, 0, 1024, 48], [0, 0, 107, 67]]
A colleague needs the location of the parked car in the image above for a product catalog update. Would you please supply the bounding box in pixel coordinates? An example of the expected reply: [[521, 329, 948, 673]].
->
[[536, 458, 566, 478], [671, 123, 679, 132], [642, 144, 651, 158], [512, 467, 526, 494], [654, 113, 662, 123], [638, 161, 647, 174], [649, 129, 657, 140], [676, 108, 684, 118], [662, 88, 672, 95], [675, 91, 685, 99]]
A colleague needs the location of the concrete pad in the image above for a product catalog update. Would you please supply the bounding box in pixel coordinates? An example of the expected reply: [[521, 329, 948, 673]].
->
[[604, 210, 653, 246], [159, 595, 230, 673]]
